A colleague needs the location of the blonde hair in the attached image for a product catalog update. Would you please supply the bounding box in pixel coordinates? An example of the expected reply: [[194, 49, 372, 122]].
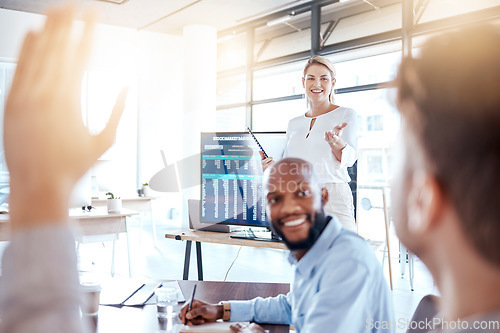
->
[[303, 56, 337, 109]]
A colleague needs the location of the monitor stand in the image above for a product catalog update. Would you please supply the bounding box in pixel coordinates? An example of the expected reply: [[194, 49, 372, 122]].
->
[[230, 228, 282, 243]]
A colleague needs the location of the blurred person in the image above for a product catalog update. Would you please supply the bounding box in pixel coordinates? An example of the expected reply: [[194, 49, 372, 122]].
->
[[180, 158, 393, 333], [261, 56, 358, 232], [392, 24, 500, 332], [0, 6, 127, 333]]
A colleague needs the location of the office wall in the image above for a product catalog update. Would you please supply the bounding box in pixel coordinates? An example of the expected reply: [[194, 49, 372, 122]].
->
[[136, 30, 184, 220]]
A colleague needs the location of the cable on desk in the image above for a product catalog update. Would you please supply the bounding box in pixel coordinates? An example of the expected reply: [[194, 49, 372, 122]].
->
[[224, 246, 242, 281]]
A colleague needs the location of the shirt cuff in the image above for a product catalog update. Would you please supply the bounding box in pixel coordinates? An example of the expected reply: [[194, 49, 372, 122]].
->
[[339, 144, 356, 168], [229, 300, 255, 322]]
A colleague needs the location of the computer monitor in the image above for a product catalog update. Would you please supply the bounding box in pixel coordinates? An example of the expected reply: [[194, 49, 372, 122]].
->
[[200, 131, 287, 232]]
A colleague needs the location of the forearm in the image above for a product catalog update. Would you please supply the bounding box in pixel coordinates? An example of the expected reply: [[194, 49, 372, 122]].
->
[[329, 141, 347, 162], [230, 294, 291, 324], [0, 226, 84, 333], [8, 186, 70, 231]]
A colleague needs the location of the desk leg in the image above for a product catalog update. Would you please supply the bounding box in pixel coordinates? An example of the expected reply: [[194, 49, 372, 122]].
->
[[196, 241, 203, 281], [125, 216, 132, 277], [183, 240, 192, 280], [150, 200, 158, 248], [382, 188, 393, 290]]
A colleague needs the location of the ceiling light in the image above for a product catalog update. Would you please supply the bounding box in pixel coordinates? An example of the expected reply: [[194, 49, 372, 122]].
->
[[266, 15, 292, 26]]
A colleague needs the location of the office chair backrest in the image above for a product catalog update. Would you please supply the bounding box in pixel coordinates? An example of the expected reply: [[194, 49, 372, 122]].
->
[[347, 161, 357, 222]]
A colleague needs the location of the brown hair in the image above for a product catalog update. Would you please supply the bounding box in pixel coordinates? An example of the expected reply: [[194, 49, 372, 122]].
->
[[395, 24, 500, 266], [303, 56, 336, 107]]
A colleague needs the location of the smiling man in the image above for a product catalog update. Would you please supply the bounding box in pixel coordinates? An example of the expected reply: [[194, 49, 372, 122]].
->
[[180, 158, 394, 333]]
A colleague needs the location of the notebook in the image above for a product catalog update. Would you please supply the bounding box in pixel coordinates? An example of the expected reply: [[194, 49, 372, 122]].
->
[[100, 279, 185, 307]]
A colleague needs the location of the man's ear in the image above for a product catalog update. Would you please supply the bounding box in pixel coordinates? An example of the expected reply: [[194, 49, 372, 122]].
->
[[407, 170, 443, 233], [321, 187, 329, 207]]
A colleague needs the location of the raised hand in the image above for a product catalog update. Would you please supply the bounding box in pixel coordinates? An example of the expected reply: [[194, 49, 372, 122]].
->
[[4, 6, 128, 229], [325, 122, 347, 149]]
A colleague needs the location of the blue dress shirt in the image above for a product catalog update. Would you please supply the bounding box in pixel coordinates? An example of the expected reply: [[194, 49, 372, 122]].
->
[[229, 217, 395, 332]]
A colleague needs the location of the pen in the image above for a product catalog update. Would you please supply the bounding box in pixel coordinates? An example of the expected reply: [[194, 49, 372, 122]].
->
[[185, 284, 197, 325], [120, 283, 145, 306]]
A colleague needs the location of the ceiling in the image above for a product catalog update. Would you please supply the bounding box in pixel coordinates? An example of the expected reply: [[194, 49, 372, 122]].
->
[[0, 0, 317, 35]]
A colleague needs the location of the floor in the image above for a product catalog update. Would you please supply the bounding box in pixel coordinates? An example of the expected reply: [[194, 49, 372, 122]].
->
[[0, 207, 438, 333]]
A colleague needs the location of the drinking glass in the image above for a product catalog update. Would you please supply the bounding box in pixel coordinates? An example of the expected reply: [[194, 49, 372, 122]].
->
[[156, 287, 178, 318]]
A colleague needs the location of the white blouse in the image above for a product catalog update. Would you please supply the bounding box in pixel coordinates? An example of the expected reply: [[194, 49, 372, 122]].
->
[[283, 106, 358, 184]]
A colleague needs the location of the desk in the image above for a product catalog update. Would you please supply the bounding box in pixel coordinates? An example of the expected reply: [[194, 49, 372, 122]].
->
[[95, 280, 290, 333], [165, 229, 288, 280], [92, 196, 159, 246], [0, 207, 138, 277]]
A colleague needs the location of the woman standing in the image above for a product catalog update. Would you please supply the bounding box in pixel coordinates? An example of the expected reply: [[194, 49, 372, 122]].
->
[[261, 56, 358, 232]]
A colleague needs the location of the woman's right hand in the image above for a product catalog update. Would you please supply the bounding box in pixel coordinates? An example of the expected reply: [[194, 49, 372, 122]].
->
[[259, 151, 274, 172]]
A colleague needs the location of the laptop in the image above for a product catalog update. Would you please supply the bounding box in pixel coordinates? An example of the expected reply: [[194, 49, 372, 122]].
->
[[188, 199, 230, 233]]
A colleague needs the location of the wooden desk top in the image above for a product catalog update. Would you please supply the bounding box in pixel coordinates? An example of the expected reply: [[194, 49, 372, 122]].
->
[[165, 229, 288, 250], [95, 280, 290, 333]]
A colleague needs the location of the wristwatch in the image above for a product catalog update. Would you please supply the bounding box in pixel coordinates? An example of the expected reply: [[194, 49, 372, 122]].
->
[[219, 301, 231, 321]]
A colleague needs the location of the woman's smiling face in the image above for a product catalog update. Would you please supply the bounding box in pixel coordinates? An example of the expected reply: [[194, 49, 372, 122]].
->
[[302, 63, 336, 105]]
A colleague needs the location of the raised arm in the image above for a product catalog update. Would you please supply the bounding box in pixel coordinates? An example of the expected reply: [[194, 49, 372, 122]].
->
[[0, 6, 127, 333]]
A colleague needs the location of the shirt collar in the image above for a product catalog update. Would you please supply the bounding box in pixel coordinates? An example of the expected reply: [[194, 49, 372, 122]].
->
[[288, 216, 343, 276]]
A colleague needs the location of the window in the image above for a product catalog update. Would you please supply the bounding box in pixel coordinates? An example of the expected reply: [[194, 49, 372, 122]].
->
[[333, 51, 400, 89], [0, 62, 16, 179], [336, 88, 399, 184], [366, 115, 384, 131], [252, 99, 305, 132], [366, 155, 383, 175], [217, 74, 246, 106], [253, 62, 304, 101], [216, 107, 246, 131]]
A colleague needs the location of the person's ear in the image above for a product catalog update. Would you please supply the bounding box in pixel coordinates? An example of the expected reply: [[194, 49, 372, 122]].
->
[[331, 78, 336, 89], [321, 187, 329, 207], [302, 77, 305, 88], [406, 170, 443, 234]]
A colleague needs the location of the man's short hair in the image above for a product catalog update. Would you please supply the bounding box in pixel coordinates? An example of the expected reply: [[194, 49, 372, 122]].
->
[[395, 24, 500, 266]]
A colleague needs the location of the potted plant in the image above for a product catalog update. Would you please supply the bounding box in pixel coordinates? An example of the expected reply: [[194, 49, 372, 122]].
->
[[142, 182, 151, 197], [106, 192, 122, 213]]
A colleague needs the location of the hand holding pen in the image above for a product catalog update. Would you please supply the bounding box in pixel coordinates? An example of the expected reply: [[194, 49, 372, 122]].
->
[[179, 290, 225, 326], [185, 285, 197, 324]]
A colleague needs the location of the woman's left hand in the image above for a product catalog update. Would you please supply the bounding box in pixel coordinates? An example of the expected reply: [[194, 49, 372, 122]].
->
[[325, 122, 347, 150]]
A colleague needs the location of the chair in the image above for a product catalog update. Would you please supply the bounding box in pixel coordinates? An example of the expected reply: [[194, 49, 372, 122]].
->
[[347, 161, 358, 225], [407, 295, 440, 333], [400, 242, 415, 291]]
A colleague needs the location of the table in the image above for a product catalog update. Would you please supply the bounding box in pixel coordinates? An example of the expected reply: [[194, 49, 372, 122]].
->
[[94, 280, 290, 333], [165, 229, 288, 281], [92, 196, 159, 246], [0, 207, 139, 277]]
